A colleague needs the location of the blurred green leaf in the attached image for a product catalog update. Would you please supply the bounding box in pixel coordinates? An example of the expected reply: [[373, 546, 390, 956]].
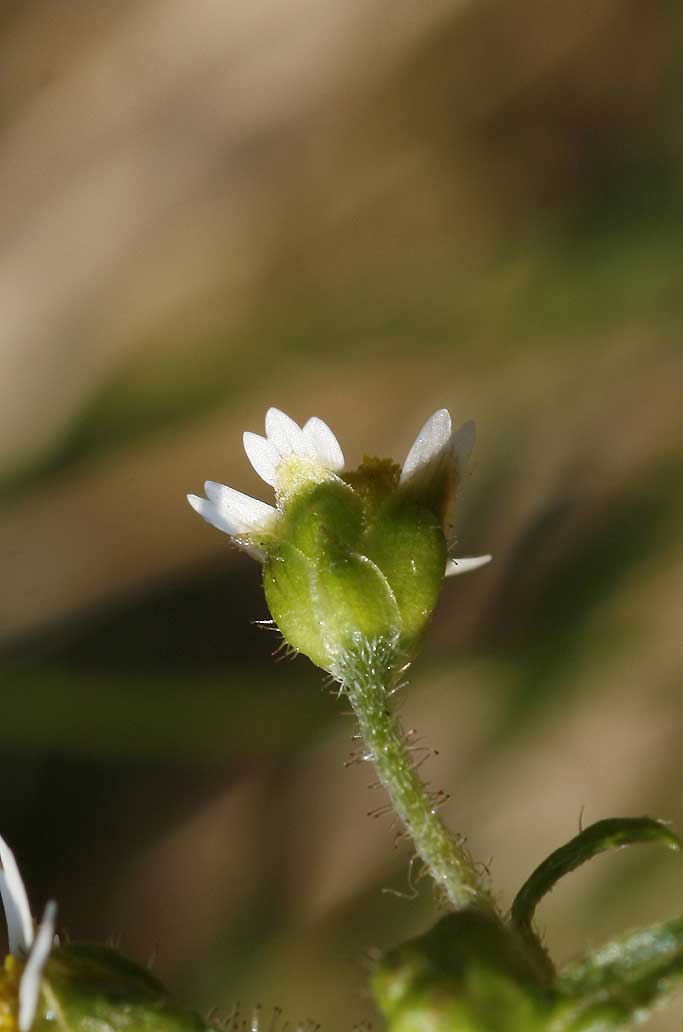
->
[[556, 917, 683, 1032], [0, 664, 332, 760], [511, 818, 681, 977]]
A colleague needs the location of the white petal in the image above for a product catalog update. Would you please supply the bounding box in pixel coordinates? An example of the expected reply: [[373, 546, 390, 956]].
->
[[400, 409, 452, 483], [0, 835, 34, 954], [204, 482, 276, 533], [18, 901, 56, 1032], [265, 408, 318, 462], [445, 554, 492, 577], [187, 494, 238, 536], [302, 417, 345, 471], [453, 419, 476, 470], [243, 432, 281, 486], [186, 495, 267, 561]]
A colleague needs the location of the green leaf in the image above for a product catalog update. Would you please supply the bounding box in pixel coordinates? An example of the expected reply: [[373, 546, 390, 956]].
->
[[511, 818, 681, 978], [554, 916, 683, 1032]]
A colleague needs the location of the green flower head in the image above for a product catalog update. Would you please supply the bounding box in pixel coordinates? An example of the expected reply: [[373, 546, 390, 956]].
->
[[188, 408, 490, 674]]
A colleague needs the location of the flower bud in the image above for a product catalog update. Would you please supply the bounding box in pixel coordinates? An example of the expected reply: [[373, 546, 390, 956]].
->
[[188, 408, 492, 674], [262, 467, 446, 671], [372, 910, 552, 1032]]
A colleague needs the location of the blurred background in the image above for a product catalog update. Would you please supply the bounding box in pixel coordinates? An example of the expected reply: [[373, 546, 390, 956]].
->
[[1, 0, 682, 1028]]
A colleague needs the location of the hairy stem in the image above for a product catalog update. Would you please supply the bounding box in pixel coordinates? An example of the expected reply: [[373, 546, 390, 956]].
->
[[337, 640, 496, 913]]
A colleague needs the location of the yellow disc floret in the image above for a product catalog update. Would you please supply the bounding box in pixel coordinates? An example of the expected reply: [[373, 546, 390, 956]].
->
[[0, 955, 21, 1032], [274, 454, 337, 505]]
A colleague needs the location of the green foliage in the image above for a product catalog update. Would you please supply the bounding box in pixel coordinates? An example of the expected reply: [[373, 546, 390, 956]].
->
[[373, 818, 683, 1032], [511, 818, 682, 978], [556, 918, 683, 1032]]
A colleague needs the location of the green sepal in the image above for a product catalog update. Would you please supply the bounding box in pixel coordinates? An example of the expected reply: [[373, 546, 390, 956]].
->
[[554, 916, 683, 1032], [277, 480, 363, 561], [33, 943, 209, 1032], [315, 552, 401, 660], [263, 541, 331, 670], [363, 498, 446, 653], [372, 909, 553, 1032], [511, 818, 681, 978], [262, 475, 447, 671], [263, 542, 401, 670]]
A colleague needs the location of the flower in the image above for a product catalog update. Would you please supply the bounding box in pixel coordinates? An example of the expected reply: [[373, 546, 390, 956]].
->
[[0, 836, 56, 1032], [187, 409, 345, 561], [188, 407, 490, 572], [0, 836, 212, 1032], [188, 408, 491, 672]]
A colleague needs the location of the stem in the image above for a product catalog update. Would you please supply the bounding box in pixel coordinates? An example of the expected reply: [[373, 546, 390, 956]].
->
[[338, 640, 496, 913]]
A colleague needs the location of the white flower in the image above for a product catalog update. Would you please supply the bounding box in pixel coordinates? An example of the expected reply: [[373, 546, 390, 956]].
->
[[187, 406, 490, 577], [398, 408, 491, 577], [187, 408, 345, 560], [0, 835, 57, 1032]]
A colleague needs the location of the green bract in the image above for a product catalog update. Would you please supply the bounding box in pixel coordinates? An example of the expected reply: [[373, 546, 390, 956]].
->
[[372, 910, 552, 1032], [262, 463, 446, 670], [188, 408, 491, 674], [31, 944, 209, 1032]]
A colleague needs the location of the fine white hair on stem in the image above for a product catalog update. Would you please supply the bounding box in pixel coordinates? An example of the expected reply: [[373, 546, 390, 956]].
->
[[0, 834, 34, 955], [18, 901, 57, 1032]]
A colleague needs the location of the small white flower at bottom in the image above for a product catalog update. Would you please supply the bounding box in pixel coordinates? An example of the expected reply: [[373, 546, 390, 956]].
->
[[17, 903, 56, 1032], [0, 835, 57, 1032], [0, 837, 33, 956]]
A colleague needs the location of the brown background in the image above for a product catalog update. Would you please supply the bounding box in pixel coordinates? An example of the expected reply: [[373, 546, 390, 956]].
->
[[1, 2, 682, 1029]]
